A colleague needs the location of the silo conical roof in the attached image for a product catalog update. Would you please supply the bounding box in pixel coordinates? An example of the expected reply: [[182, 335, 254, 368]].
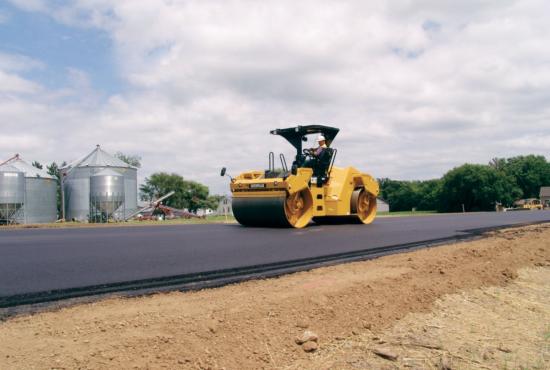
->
[[61, 145, 136, 171], [0, 158, 54, 179], [0, 164, 23, 173]]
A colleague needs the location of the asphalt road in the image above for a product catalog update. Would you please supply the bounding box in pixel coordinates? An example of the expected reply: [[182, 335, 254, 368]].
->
[[1, 211, 550, 298]]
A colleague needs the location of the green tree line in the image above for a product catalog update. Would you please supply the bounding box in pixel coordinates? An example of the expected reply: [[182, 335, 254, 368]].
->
[[140, 172, 222, 212], [379, 155, 550, 212]]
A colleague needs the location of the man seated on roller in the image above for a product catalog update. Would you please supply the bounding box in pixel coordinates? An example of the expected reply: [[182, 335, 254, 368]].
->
[[303, 135, 329, 168]]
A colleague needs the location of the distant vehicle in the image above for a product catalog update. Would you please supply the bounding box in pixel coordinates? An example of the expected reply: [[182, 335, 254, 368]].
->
[[512, 198, 543, 211]]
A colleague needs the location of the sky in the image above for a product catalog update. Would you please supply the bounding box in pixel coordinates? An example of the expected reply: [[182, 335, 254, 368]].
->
[[1, 0, 549, 195]]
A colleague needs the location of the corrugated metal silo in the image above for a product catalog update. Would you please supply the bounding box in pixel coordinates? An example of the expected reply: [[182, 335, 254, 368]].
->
[[0, 165, 25, 224], [61, 145, 138, 221], [1, 157, 57, 224], [89, 169, 125, 222]]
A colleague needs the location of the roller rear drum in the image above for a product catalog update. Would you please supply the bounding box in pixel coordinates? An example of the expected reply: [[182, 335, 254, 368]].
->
[[351, 189, 377, 224]]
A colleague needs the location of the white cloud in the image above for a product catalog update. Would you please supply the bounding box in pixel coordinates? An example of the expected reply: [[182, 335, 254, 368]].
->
[[2, 0, 550, 195], [0, 53, 43, 93], [0, 70, 42, 93], [0, 52, 44, 71]]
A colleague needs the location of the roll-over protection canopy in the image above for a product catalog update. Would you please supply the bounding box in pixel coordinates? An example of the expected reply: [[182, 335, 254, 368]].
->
[[270, 125, 340, 151]]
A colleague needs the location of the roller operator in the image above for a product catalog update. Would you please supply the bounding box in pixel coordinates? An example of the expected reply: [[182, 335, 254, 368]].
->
[[303, 135, 329, 168]]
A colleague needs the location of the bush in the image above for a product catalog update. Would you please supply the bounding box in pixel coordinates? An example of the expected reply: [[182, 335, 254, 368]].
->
[[438, 164, 521, 212]]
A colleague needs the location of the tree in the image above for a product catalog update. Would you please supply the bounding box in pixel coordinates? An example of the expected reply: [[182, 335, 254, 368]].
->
[[488, 157, 506, 171], [416, 179, 441, 210], [500, 155, 550, 198], [379, 154, 549, 213], [115, 152, 142, 168], [139, 172, 212, 212], [31, 161, 43, 169], [182, 180, 210, 212], [378, 178, 441, 211], [378, 178, 417, 211], [438, 164, 521, 212], [202, 194, 224, 211], [140, 173, 185, 204], [46, 161, 67, 218]]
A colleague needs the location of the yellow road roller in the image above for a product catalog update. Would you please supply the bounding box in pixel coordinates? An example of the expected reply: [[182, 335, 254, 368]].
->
[[221, 125, 379, 228]]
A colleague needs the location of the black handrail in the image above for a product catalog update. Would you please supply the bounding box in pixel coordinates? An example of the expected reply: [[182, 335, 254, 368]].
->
[[279, 153, 288, 172], [328, 149, 337, 175]]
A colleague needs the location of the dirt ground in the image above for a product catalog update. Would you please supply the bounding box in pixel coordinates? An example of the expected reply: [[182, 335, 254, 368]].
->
[[1, 224, 549, 370]]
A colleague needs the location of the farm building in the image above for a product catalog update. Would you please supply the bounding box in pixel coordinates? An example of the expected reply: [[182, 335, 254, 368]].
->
[[216, 196, 233, 216], [540, 187, 550, 207], [377, 198, 389, 212]]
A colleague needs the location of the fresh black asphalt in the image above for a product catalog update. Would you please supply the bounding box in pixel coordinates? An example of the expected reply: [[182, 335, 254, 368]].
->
[[1, 211, 550, 298]]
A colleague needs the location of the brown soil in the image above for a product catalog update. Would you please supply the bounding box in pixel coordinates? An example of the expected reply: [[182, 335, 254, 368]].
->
[[1, 224, 549, 370], [290, 267, 550, 369]]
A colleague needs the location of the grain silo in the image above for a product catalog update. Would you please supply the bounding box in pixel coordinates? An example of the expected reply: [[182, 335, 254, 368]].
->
[[0, 165, 25, 224], [0, 155, 57, 223], [61, 145, 137, 221], [89, 169, 125, 223]]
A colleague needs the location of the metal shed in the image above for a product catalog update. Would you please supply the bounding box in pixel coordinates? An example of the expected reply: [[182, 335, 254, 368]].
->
[[61, 145, 137, 221]]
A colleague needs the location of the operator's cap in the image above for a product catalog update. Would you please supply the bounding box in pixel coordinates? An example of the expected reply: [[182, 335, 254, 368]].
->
[[317, 135, 326, 142]]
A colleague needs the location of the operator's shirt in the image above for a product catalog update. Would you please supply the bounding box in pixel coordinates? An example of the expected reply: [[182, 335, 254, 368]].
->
[[314, 143, 328, 157]]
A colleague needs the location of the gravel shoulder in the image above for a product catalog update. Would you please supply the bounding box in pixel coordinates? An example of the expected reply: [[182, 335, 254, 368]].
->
[[1, 224, 549, 369]]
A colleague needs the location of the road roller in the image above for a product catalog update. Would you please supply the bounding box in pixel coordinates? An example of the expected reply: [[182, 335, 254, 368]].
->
[[221, 125, 379, 228]]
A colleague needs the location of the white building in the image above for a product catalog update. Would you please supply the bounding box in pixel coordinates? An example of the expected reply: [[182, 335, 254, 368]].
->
[[540, 187, 550, 208], [377, 198, 390, 212], [216, 196, 233, 216]]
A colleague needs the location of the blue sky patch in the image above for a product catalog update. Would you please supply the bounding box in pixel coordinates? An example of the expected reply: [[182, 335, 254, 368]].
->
[[0, 2, 121, 95]]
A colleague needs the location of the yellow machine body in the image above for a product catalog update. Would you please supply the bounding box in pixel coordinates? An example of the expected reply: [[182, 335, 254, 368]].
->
[[230, 165, 379, 228], [227, 125, 379, 228]]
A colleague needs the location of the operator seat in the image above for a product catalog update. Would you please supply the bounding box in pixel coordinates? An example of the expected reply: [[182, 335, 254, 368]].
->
[[313, 147, 335, 186]]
